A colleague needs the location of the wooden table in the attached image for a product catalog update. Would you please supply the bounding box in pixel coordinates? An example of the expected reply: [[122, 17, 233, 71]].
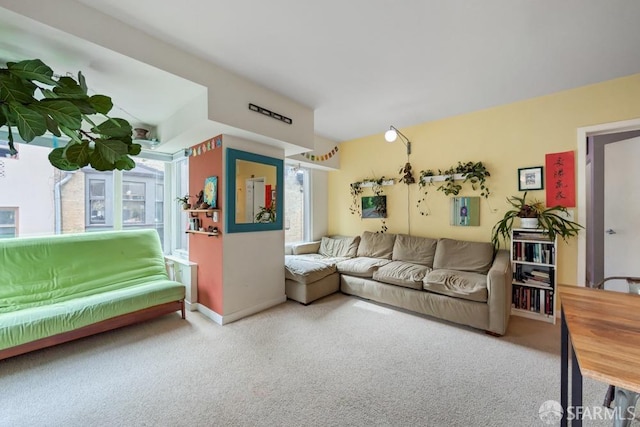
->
[[559, 285, 640, 426]]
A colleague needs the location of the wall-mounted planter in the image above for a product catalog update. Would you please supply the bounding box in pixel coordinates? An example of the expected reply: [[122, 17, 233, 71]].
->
[[420, 173, 465, 183], [360, 179, 395, 187]]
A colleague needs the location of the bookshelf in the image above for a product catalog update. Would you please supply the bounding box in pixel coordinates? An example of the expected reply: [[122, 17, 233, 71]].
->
[[510, 228, 557, 324]]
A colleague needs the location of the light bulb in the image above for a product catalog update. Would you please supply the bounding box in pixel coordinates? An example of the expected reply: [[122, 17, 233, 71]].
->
[[385, 129, 397, 142]]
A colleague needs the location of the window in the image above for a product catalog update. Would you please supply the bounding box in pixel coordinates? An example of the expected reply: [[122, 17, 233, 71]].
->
[[123, 181, 146, 224], [155, 183, 164, 223], [173, 156, 189, 257], [0, 207, 17, 238], [89, 179, 106, 224], [284, 165, 309, 243]]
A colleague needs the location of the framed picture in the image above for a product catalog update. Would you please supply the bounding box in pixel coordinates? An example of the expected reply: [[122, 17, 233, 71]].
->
[[518, 166, 544, 191], [203, 176, 218, 208], [361, 196, 387, 218], [450, 197, 480, 226]]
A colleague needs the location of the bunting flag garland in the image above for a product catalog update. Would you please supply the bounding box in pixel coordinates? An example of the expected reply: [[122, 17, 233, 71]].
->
[[190, 136, 224, 157], [302, 146, 339, 162]]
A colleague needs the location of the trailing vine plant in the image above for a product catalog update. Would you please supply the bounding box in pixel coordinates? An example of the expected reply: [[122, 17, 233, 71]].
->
[[417, 169, 435, 216], [349, 176, 390, 233], [435, 161, 491, 197], [370, 179, 388, 233], [349, 181, 364, 216]]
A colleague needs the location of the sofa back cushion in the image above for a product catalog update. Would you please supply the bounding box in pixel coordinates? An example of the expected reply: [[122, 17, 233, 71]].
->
[[433, 238, 494, 274], [319, 236, 360, 257], [392, 234, 438, 267], [0, 229, 169, 313], [292, 241, 321, 255], [356, 231, 396, 259]]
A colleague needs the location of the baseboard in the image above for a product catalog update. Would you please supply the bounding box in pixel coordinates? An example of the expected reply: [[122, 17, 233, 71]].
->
[[185, 301, 198, 312], [196, 295, 286, 325], [196, 304, 223, 325]]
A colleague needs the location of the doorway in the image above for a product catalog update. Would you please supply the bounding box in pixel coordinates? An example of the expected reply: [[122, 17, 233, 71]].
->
[[577, 118, 640, 287], [245, 177, 265, 223]]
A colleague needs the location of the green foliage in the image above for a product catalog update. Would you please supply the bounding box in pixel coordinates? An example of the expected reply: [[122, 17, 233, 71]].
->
[[435, 161, 491, 197], [349, 176, 389, 233], [0, 59, 140, 171], [491, 192, 583, 249], [255, 205, 276, 223]]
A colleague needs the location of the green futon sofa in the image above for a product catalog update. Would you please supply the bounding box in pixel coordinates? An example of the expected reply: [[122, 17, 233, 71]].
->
[[0, 229, 185, 360]]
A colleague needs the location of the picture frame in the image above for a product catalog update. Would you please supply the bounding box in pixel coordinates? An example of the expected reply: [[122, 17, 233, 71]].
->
[[361, 196, 387, 219], [518, 166, 544, 191], [450, 197, 480, 226], [203, 176, 218, 208]]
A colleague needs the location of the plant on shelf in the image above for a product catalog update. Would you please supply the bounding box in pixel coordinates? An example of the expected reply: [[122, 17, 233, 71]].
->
[[370, 179, 388, 233], [349, 176, 389, 233], [176, 194, 191, 210], [0, 59, 140, 171], [349, 181, 364, 215], [436, 161, 491, 197], [417, 169, 435, 216], [491, 192, 583, 249], [459, 161, 491, 198]]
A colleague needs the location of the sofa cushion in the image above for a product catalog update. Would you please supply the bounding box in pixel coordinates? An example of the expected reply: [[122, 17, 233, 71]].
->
[[292, 241, 321, 255], [356, 231, 396, 259], [319, 236, 360, 258], [432, 238, 494, 274], [423, 269, 488, 302], [336, 257, 391, 278], [285, 256, 337, 285], [372, 261, 432, 290], [392, 234, 438, 267]]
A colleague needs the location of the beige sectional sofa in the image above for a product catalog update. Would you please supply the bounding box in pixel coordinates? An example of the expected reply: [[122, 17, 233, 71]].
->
[[285, 231, 512, 335]]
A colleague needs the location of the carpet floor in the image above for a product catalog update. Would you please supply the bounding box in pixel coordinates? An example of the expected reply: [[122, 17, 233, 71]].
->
[[0, 293, 635, 426]]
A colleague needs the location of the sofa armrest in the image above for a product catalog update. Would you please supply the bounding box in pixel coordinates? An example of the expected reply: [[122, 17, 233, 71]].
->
[[486, 250, 512, 335], [291, 241, 321, 255]]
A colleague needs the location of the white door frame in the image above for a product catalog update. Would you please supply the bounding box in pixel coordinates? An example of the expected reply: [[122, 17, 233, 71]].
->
[[576, 118, 640, 286]]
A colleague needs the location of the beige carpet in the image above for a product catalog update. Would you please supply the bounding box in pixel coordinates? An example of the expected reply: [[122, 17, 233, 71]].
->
[[0, 293, 633, 426]]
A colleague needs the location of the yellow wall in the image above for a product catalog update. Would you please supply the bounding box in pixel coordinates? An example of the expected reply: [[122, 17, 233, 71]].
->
[[329, 73, 640, 286]]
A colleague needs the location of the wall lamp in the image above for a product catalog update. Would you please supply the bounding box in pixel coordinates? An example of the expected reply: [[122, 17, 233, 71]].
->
[[384, 125, 411, 155]]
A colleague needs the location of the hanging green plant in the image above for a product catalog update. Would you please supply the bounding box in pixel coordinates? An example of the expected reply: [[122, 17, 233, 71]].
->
[[417, 169, 435, 216], [418, 161, 491, 199], [371, 178, 388, 233], [349, 181, 364, 215], [437, 165, 463, 196], [398, 162, 416, 185], [0, 58, 140, 171], [459, 161, 491, 198]]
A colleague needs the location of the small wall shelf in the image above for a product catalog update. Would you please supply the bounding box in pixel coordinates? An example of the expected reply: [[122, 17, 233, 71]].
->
[[420, 173, 465, 183], [360, 179, 395, 187], [185, 230, 220, 237], [185, 209, 220, 218]]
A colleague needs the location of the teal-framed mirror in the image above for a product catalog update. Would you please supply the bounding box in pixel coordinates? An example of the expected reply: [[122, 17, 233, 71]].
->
[[225, 148, 284, 233]]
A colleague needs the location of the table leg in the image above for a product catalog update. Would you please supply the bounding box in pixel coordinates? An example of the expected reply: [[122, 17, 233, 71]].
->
[[571, 345, 583, 426], [561, 307, 568, 427]]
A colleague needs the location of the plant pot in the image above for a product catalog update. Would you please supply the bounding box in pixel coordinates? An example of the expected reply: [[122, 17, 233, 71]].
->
[[182, 203, 191, 210], [520, 217, 539, 229]]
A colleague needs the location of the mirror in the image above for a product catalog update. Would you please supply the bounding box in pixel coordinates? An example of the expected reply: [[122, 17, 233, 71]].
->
[[225, 148, 283, 233]]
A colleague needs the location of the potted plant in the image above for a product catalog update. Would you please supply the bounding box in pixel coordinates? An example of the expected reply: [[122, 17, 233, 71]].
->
[[176, 194, 191, 210], [491, 192, 583, 249], [255, 205, 276, 223]]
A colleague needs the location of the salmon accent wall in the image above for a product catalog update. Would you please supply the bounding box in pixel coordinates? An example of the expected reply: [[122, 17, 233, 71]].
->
[[189, 136, 224, 314], [329, 73, 640, 288]]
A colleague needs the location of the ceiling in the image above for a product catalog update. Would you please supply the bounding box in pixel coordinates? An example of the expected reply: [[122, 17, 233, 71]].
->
[[2, 1, 640, 151]]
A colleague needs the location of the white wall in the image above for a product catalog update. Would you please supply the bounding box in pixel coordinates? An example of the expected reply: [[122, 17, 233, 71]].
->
[[0, 143, 55, 236], [0, 0, 315, 151], [221, 135, 285, 321]]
